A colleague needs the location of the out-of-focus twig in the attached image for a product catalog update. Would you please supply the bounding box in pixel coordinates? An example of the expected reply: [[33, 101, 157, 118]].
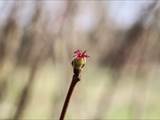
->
[[13, 54, 39, 119], [95, 2, 158, 119]]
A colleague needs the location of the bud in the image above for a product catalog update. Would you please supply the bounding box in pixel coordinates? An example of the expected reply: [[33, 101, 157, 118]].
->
[[72, 50, 89, 71]]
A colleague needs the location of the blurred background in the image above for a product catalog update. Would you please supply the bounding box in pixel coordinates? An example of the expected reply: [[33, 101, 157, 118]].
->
[[0, 0, 160, 119]]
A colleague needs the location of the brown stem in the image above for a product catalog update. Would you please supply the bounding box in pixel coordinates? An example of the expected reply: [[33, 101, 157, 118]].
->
[[59, 69, 80, 120]]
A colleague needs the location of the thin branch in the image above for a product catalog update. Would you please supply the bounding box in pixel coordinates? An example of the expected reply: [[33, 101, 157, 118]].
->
[[59, 68, 80, 120]]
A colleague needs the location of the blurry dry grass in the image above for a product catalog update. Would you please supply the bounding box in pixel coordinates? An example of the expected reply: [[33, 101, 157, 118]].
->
[[0, 1, 160, 119]]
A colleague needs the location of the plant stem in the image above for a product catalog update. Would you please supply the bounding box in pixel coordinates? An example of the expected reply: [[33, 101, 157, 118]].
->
[[59, 69, 80, 120]]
